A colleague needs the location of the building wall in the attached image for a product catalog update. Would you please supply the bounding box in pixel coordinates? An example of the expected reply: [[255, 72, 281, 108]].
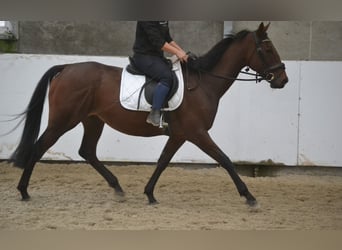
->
[[15, 21, 223, 57], [2, 21, 341, 61], [233, 21, 342, 61]]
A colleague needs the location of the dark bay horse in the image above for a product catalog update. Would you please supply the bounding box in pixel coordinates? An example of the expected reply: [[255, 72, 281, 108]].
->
[[11, 23, 288, 207]]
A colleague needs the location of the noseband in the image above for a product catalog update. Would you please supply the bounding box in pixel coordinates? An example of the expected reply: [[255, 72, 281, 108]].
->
[[252, 32, 285, 82]]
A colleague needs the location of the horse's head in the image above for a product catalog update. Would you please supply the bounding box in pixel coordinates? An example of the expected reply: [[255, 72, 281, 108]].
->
[[247, 22, 288, 89]]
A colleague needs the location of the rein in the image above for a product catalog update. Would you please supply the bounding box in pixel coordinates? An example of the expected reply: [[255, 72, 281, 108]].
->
[[184, 66, 262, 91], [203, 67, 265, 83]]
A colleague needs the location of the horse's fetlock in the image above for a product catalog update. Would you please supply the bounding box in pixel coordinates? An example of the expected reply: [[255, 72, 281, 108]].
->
[[78, 149, 88, 160]]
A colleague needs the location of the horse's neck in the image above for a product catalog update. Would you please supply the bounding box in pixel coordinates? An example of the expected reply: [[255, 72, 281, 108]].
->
[[206, 43, 247, 98]]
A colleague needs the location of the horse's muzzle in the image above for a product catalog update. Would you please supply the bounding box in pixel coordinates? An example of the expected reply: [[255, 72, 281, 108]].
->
[[270, 74, 288, 89]]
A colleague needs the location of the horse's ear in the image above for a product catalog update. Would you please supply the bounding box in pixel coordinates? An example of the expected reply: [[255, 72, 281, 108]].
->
[[257, 22, 270, 37], [264, 22, 271, 32]]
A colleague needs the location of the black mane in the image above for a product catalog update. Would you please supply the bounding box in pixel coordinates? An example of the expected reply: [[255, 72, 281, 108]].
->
[[187, 30, 250, 71]]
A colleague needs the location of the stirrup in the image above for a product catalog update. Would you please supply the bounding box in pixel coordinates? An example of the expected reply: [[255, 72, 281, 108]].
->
[[159, 113, 168, 128]]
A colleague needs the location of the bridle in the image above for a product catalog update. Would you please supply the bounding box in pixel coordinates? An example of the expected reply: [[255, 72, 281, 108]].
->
[[187, 31, 285, 85], [251, 32, 285, 82]]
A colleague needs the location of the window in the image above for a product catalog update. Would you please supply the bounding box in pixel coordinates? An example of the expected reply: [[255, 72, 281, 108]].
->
[[224, 21, 233, 37], [0, 21, 18, 40]]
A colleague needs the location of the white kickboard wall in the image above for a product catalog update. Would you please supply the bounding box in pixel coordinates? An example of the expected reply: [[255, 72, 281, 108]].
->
[[0, 54, 341, 166]]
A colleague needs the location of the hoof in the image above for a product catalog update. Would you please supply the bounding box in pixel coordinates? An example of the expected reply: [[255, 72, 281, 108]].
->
[[115, 191, 126, 202], [246, 198, 257, 206], [246, 199, 260, 211], [243, 191, 258, 208], [115, 190, 125, 197], [148, 200, 159, 206], [19, 189, 30, 201], [144, 191, 158, 205], [21, 195, 31, 201]]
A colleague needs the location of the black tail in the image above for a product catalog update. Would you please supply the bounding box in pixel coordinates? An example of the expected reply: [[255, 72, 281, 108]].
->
[[10, 65, 66, 168]]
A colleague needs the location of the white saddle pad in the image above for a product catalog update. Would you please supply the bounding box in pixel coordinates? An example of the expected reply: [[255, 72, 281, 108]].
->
[[120, 59, 184, 112]]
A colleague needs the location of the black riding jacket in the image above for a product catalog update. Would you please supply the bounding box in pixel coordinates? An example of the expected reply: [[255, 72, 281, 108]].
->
[[133, 21, 173, 57]]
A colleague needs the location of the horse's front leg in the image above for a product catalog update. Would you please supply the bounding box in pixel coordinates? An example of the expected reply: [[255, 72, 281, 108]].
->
[[190, 131, 258, 207], [144, 137, 185, 204]]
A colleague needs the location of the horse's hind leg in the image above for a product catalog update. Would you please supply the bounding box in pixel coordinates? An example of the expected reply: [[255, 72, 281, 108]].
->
[[79, 116, 124, 196], [17, 127, 66, 200]]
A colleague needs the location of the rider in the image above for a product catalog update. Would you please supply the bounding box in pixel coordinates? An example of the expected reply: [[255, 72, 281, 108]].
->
[[132, 21, 188, 126]]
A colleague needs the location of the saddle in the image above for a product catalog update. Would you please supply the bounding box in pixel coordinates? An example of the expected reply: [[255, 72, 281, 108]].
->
[[126, 57, 179, 108]]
